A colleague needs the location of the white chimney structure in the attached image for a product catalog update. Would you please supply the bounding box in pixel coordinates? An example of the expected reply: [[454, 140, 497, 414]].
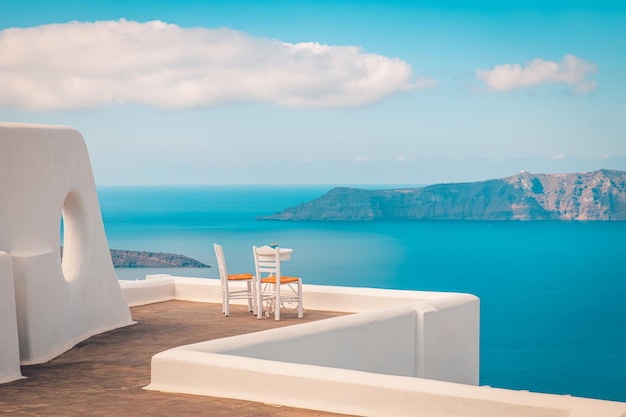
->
[[0, 122, 134, 383]]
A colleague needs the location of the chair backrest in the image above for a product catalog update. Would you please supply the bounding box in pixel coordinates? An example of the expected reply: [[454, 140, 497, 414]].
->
[[213, 243, 228, 287], [253, 245, 281, 281]]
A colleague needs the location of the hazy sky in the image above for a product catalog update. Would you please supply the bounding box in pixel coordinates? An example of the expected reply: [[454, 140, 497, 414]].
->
[[1, 0, 624, 185]]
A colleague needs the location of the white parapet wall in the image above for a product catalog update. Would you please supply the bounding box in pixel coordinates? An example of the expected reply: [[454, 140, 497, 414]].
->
[[120, 274, 177, 307], [121, 276, 626, 416], [0, 252, 23, 384], [0, 123, 134, 382], [123, 276, 478, 384]]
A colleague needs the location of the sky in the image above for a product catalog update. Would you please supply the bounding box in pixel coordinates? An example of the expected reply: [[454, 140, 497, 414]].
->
[[1, 0, 625, 186]]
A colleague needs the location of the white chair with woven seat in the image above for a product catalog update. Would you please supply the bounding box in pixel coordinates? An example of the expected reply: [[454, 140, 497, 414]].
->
[[252, 245, 303, 321], [214, 243, 255, 317]]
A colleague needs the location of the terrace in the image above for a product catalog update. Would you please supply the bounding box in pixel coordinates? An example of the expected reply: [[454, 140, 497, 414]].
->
[[0, 299, 349, 417], [2, 122, 625, 416]]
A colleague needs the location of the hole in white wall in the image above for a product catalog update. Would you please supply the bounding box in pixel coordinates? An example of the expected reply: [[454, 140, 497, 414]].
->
[[60, 215, 65, 263], [60, 191, 85, 282]]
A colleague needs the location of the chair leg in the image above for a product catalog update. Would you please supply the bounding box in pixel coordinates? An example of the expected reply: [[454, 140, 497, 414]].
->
[[275, 284, 281, 321], [298, 280, 303, 318], [246, 281, 253, 312], [256, 281, 263, 319], [250, 282, 254, 313]]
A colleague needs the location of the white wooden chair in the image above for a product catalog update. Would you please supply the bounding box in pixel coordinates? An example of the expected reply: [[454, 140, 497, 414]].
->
[[252, 245, 303, 321], [214, 243, 255, 317]]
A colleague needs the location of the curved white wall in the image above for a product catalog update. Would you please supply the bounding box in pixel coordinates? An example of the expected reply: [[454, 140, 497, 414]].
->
[[130, 276, 625, 416], [0, 122, 134, 381], [206, 304, 421, 376]]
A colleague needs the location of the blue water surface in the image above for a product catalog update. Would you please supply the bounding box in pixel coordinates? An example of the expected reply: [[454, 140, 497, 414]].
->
[[98, 185, 626, 402]]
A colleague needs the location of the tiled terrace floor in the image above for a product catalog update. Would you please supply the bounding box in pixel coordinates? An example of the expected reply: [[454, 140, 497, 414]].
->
[[0, 300, 353, 417]]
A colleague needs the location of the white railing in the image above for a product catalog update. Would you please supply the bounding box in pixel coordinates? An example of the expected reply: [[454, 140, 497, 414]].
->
[[122, 276, 626, 417]]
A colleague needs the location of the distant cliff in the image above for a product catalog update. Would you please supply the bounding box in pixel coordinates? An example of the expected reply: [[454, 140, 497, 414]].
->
[[259, 170, 626, 221], [61, 247, 209, 268], [109, 249, 209, 268]]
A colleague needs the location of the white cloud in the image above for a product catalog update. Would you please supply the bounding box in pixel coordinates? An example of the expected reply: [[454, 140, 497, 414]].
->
[[0, 19, 433, 111], [476, 54, 597, 93]]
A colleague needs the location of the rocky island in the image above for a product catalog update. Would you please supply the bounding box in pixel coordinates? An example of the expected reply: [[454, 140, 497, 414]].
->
[[259, 169, 626, 221], [61, 247, 210, 268], [109, 249, 210, 268]]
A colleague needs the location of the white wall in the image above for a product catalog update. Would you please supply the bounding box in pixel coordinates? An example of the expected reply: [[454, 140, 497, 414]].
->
[[120, 275, 176, 307], [0, 252, 23, 383], [148, 349, 626, 417], [0, 123, 134, 381], [125, 276, 625, 416], [122, 276, 479, 385], [214, 304, 420, 377]]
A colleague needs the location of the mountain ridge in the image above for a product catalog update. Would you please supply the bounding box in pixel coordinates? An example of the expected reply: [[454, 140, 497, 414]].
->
[[259, 169, 626, 221]]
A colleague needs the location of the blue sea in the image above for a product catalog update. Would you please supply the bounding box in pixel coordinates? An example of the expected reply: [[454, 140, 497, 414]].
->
[[99, 185, 626, 403]]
